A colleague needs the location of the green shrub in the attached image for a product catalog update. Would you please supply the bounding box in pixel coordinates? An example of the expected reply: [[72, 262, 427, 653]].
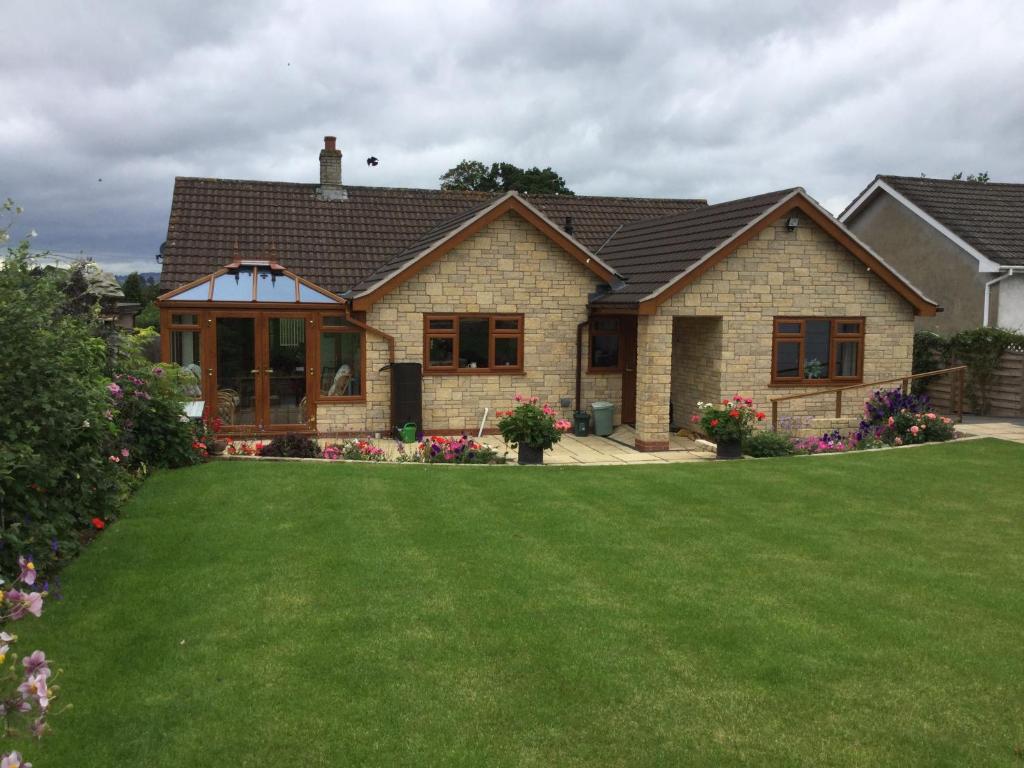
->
[[0, 247, 128, 575], [743, 430, 795, 457], [260, 434, 323, 458]]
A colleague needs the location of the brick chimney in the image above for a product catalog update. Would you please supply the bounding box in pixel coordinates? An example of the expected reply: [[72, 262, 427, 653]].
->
[[318, 136, 346, 200]]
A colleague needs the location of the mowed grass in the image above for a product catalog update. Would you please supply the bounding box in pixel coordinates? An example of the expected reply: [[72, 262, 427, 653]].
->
[[12, 439, 1024, 766]]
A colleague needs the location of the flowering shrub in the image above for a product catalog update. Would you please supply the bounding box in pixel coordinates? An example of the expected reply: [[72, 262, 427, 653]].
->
[[692, 395, 766, 442], [793, 430, 855, 454], [496, 395, 571, 450], [858, 388, 955, 446], [225, 440, 262, 456], [326, 440, 386, 462], [0, 555, 60, 766], [400, 435, 505, 464]]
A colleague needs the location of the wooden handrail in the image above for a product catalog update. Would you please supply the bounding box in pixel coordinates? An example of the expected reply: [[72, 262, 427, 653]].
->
[[769, 365, 967, 430]]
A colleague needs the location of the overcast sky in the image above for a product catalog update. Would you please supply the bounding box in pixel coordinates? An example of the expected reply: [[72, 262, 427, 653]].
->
[[2, 0, 1023, 273]]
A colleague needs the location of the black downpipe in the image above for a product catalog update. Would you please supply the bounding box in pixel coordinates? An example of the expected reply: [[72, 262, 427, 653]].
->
[[575, 319, 588, 413]]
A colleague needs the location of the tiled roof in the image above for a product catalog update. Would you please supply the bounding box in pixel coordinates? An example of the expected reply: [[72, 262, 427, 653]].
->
[[160, 178, 706, 292], [850, 175, 1024, 266], [592, 188, 799, 304]]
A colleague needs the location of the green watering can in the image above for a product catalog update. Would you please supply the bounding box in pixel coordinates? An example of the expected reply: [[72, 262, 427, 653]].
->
[[399, 423, 418, 443]]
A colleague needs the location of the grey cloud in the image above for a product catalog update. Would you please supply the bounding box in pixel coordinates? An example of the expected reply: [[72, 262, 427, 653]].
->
[[1, 0, 1023, 272]]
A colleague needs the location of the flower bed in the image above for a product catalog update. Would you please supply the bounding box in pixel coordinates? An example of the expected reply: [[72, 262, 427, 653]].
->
[[749, 387, 960, 457], [221, 434, 507, 465]]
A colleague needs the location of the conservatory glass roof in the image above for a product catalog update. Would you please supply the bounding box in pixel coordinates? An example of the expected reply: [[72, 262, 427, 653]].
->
[[162, 261, 342, 304]]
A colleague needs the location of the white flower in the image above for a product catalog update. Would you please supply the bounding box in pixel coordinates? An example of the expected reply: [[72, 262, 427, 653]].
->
[[82, 419, 90, 428], [178, 414, 189, 423]]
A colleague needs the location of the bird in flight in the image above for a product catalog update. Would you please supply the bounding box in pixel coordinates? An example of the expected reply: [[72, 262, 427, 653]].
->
[[366, 157, 379, 167]]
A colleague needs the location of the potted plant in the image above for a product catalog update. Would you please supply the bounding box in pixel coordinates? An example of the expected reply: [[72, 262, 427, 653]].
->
[[207, 416, 228, 455], [497, 394, 572, 465], [692, 396, 765, 460]]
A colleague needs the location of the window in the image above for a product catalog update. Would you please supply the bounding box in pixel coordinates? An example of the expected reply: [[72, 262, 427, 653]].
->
[[589, 318, 622, 371], [168, 313, 202, 397], [772, 317, 864, 385], [319, 316, 363, 398], [423, 314, 523, 373]]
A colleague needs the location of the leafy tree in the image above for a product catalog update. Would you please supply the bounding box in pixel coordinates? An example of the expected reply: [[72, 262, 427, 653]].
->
[[440, 160, 574, 196], [951, 171, 990, 183]]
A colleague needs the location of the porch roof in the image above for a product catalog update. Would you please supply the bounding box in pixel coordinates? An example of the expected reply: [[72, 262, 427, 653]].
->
[[158, 260, 344, 305]]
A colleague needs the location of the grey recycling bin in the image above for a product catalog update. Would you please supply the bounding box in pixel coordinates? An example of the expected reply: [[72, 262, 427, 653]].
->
[[591, 401, 615, 437]]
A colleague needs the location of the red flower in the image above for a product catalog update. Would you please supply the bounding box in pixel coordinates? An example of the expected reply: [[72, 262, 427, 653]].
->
[[756, 412, 766, 420], [721, 399, 730, 405], [710, 418, 719, 427], [729, 409, 740, 418], [91, 517, 106, 530], [733, 394, 743, 402]]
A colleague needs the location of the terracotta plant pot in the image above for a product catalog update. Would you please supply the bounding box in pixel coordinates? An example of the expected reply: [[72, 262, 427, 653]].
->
[[517, 444, 544, 465], [209, 439, 228, 456], [715, 438, 743, 460]]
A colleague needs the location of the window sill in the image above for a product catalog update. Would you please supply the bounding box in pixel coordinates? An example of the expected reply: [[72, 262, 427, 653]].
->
[[768, 379, 863, 388], [587, 367, 624, 374], [316, 396, 367, 404], [424, 368, 526, 376]]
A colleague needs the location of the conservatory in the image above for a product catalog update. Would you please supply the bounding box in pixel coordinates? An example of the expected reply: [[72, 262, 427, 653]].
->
[[157, 260, 366, 433]]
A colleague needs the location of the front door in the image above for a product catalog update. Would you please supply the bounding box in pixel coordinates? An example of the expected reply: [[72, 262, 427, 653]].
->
[[621, 316, 638, 425], [211, 313, 311, 432]]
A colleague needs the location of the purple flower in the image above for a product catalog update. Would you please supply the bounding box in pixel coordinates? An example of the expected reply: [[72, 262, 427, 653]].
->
[[107, 382, 123, 399], [17, 556, 36, 587], [1, 751, 32, 767], [49, 538, 58, 553], [152, 366, 166, 378], [22, 651, 50, 679]]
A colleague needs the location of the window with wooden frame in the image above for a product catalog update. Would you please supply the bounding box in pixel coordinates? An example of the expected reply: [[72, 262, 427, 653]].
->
[[589, 317, 623, 371], [423, 314, 524, 373], [772, 317, 865, 385], [167, 313, 204, 397], [318, 315, 365, 399]]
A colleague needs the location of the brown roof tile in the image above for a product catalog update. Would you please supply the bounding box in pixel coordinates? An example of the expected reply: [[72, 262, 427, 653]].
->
[[160, 178, 705, 292], [592, 188, 799, 304]]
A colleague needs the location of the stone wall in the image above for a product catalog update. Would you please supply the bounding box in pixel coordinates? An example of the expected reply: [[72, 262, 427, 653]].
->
[[636, 211, 916, 445], [319, 211, 625, 433], [671, 316, 723, 425]]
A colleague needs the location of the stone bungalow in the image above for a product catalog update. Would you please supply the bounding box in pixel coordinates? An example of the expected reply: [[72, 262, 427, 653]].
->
[[157, 137, 937, 450]]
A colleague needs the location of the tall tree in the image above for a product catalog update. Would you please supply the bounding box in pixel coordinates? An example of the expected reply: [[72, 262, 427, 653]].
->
[[440, 160, 574, 196]]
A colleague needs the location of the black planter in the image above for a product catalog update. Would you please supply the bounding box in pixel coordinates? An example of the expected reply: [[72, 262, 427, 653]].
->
[[517, 444, 544, 465], [715, 438, 743, 460]]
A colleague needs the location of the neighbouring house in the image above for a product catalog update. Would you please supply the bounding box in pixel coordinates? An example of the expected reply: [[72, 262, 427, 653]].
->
[[156, 137, 937, 450], [841, 175, 1024, 333]]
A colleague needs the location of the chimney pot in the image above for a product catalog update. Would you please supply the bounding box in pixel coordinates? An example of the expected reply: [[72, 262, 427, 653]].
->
[[323, 136, 336, 151]]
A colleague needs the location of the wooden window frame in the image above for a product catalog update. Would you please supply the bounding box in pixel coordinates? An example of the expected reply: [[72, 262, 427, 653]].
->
[[588, 317, 624, 373], [316, 314, 367, 403], [771, 317, 865, 386], [423, 313, 525, 375]]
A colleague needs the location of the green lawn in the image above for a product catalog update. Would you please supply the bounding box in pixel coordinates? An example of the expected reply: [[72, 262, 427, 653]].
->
[[12, 439, 1024, 766]]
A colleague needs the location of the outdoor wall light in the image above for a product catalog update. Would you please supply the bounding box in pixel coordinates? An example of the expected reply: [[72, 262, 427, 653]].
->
[[786, 216, 800, 230]]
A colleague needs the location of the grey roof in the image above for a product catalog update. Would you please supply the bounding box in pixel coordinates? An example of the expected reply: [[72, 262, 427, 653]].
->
[[592, 188, 799, 304], [847, 175, 1024, 267]]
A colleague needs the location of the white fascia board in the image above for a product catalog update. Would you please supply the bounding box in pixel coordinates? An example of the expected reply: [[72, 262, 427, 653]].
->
[[840, 179, 1002, 273]]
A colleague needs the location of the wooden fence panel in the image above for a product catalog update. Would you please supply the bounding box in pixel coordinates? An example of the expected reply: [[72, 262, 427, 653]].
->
[[925, 351, 1024, 417]]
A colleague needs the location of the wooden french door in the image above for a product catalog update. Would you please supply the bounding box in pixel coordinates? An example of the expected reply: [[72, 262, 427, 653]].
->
[[621, 316, 638, 425], [209, 312, 312, 432]]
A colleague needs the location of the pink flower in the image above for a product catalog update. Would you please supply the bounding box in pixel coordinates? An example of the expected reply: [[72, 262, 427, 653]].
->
[[5, 590, 43, 620], [18, 673, 50, 709], [927, 412, 936, 420], [121, 448, 130, 458], [17, 556, 36, 586], [887, 416, 895, 427], [22, 651, 50, 679], [106, 382, 123, 399], [108, 455, 120, 463], [103, 409, 114, 420], [1, 751, 31, 768], [744, 398, 753, 406], [910, 425, 919, 435], [894, 437, 903, 446], [690, 415, 700, 423], [514, 393, 523, 402]]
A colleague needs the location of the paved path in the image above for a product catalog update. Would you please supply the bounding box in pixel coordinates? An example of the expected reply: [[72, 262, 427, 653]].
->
[[957, 416, 1024, 444], [361, 425, 712, 465]]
